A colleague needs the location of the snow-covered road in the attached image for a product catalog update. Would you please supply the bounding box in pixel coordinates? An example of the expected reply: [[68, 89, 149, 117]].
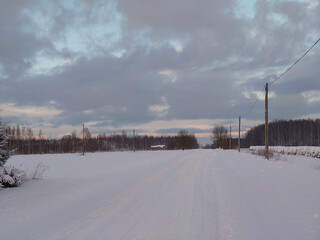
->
[[1, 150, 320, 240]]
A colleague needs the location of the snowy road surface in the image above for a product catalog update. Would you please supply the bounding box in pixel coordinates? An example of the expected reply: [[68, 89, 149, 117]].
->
[[1, 149, 320, 240]]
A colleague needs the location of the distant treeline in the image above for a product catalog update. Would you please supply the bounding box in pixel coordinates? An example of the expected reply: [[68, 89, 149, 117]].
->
[[245, 119, 320, 147], [4, 126, 199, 155]]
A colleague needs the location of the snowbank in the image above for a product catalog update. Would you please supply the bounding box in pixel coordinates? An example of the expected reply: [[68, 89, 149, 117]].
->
[[250, 146, 320, 158]]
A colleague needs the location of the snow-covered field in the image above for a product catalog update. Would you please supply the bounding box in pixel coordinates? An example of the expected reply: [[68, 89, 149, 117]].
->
[[1, 149, 320, 240]]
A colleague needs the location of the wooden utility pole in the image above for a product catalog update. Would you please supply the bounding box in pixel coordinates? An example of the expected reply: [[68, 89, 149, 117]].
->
[[82, 123, 85, 155], [122, 130, 125, 151], [133, 129, 136, 152], [238, 116, 241, 152], [318, 121, 320, 146], [229, 126, 232, 149], [265, 83, 269, 160]]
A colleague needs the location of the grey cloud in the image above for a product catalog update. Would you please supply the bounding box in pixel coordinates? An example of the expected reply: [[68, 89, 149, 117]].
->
[[269, 94, 314, 120], [0, 0, 121, 80], [0, 0, 320, 135], [272, 53, 320, 95], [0, 1, 53, 78], [156, 128, 211, 135], [117, 0, 236, 34], [4, 46, 179, 126]]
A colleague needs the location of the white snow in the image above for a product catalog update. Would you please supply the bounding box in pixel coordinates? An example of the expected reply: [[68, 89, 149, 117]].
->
[[0, 149, 319, 240], [0, 166, 26, 187], [250, 145, 320, 158]]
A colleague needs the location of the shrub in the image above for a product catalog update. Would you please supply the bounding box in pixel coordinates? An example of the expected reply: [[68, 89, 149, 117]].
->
[[0, 166, 26, 189], [0, 118, 26, 189]]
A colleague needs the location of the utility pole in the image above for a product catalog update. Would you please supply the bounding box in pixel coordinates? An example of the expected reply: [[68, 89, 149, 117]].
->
[[318, 120, 320, 146], [238, 116, 241, 152], [82, 123, 85, 155], [122, 130, 125, 151], [133, 129, 135, 152], [229, 125, 232, 149], [265, 83, 269, 160]]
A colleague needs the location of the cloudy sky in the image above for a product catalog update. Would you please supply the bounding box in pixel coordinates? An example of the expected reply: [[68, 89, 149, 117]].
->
[[0, 0, 319, 144]]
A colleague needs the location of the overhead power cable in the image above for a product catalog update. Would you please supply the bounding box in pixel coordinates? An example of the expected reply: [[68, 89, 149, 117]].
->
[[241, 86, 265, 118], [269, 37, 320, 86], [241, 37, 320, 119]]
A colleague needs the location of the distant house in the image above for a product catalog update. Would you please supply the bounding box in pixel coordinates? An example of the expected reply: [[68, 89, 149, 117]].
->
[[151, 145, 166, 150]]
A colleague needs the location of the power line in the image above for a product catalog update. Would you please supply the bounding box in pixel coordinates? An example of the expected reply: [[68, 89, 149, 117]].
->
[[241, 37, 320, 118], [238, 38, 319, 153], [269, 37, 320, 86], [241, 86, 265, 118]]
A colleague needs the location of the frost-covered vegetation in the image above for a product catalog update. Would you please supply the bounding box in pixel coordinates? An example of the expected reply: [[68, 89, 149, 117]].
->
[[250, 146, 320, 158], [0, 119, 26, 189], [0, 167, 26, 188]]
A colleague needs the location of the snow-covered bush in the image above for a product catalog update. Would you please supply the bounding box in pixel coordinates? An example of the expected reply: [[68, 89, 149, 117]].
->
[[0, 118, 26, 189], [0, 166, 26, 188], [250, 146, 320, 159]]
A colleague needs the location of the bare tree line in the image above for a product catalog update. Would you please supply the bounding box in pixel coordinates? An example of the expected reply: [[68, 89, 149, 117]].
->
[[245, 119, 320, 147], [3, 125, 199, 155]]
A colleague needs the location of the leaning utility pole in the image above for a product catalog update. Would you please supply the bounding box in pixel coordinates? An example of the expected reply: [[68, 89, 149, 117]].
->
[[238, 116, 241, 152], [229, 126, 232, 149], [133, 129, 136, 152], [265, 83, 269, 160], [82, 123, 85, 155], [318, 121, 320, 146]]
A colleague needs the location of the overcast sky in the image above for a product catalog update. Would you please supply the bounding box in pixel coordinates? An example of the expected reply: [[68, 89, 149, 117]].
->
[[0, 0, 319, 143]]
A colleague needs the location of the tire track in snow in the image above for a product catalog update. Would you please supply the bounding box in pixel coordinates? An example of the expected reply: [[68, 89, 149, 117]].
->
[[44, 151, 194, 240], [118, 150, 220, 240], [20, 150, 275, 240], [210, 150, 271, 240], [3, 150, 320, 240]]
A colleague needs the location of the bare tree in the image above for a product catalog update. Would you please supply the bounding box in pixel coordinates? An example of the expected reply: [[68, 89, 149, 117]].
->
[[212, 125, 228, 149]]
